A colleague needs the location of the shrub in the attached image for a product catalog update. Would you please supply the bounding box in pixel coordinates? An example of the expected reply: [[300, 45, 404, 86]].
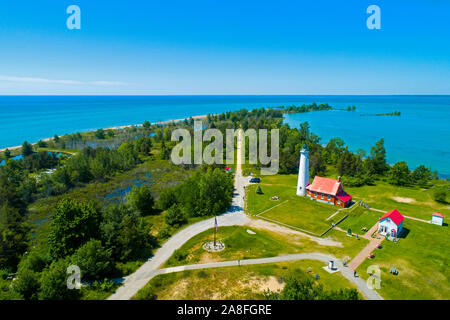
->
[[11, 269, 40, 300], [433, 188, 447, 203], [157, 187, 178, 210], [173, 249, 188, 262], [165, 205, 187, 227], [70, 239, 113, 281], [128, 185, 154, 216], [157, 226, 171, 240]]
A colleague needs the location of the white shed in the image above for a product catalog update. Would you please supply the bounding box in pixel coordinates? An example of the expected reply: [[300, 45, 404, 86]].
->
[[431, 213, 444, 226]]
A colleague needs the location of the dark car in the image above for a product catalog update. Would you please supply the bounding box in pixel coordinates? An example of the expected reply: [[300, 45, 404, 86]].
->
[[249, 177, 260, 183]]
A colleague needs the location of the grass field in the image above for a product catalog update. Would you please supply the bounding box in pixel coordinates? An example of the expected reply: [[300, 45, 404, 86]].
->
[[163, 226, 369, 268], [356, 219, 449, 300], [338, 207, 381, 235], [345, 179, 449, 221], [134, 259, 362, 300], [246, 174, 349, 235]]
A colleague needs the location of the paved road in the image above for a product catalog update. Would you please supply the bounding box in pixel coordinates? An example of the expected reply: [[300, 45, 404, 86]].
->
[[108, 129, 251, 300], [135, 253, 383, 301]]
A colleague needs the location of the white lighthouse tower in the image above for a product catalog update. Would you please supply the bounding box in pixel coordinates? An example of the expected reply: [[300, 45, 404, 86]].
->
[[296, 144, 309, 196]]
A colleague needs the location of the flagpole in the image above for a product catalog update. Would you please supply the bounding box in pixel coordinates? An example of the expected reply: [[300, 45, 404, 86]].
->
[[214, 216, 217, 247]]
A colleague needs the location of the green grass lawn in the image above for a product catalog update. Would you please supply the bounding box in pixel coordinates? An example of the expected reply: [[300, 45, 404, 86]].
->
[[339, 207, 381, 235], [164, 226, 304, 267], [345, 180, 449, 221], [356, 219, 450, 300], [134, 259, 362, 300], [163, 226, 369, 268], [246, 174, 345, 235]]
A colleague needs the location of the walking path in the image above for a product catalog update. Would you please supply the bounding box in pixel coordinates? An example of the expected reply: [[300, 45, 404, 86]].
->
[[369, 208, 431, 224], [347, 222, 384, 271], [136, 253, 383, 300], [108, 129, 251, 300], [255, 200, 289, 217], [326, 209, 342, 221]]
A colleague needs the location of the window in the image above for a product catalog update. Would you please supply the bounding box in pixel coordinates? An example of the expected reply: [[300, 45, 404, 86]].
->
[[321, 193, 324, 199], [328, 195, 331, 201], [314, 192, 317, 197], [337, 200, 340, 204]]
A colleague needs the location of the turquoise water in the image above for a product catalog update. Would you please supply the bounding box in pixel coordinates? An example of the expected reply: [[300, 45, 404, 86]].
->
[[0, 95, 449, 177]]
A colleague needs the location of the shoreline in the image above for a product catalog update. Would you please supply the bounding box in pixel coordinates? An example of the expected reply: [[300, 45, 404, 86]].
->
[[0, 114, 207, 152]]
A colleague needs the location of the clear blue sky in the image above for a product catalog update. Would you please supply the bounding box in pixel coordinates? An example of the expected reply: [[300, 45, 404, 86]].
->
[[0, 0, 449, 95]]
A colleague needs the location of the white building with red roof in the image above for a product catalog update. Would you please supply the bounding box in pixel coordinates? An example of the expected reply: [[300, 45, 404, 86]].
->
[[378, 209, 404, 237], [305, 176, 353, 208], [431, 212, 444, 226]]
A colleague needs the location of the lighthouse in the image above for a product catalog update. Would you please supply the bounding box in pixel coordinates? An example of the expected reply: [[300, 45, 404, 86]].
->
[[296, 144, 309, 196]]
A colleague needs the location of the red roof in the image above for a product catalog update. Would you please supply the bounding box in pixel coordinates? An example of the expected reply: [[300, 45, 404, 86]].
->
[[336, 191, 352, 203], [306, 176, 342, 195], [432, 212, 444, 218], [379, 209, 404, 226]]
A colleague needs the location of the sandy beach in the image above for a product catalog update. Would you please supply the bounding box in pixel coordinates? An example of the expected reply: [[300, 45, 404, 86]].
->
[[0, 114, 207, 153]]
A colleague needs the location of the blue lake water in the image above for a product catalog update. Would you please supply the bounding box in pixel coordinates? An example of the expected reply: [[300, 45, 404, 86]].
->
[[0, 95, 449, 177]]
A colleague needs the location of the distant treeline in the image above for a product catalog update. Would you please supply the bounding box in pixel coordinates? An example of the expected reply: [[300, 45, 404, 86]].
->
[[360, 111, 401, 117]]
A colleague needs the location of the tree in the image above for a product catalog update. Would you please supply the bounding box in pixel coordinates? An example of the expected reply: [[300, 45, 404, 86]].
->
[[280, 277, 324, 300], [95, 129, 106, 140], [160, 140, 170, 160], [18, 250, 49, 273], [157, 187, 178, 210], [101, 204, 155, 261], [337, 149, 362, 177], [389, 161, 411, 186], [21, 141, 33, 157], [37, 140, 47, 148], [0, 169, 27, 214], [143, 120, 151, 129], [39, 259, 80, 300], [128, 185, 154, 215], [277, 277, 359, 300], [48, 199, 101, 259], [165, 204, 187, 227], [368, 138, 389, 175], [411, 165, 431, 187], [11, 269, 40, 300], [176, 169, 234, 217], [256, 185, 263, 194], [0, 205, 30, 271], [134, 137, 153, 155], [53, 134, 60, 143], [4, 149, 11, 159], [70, 239, 113, 280]]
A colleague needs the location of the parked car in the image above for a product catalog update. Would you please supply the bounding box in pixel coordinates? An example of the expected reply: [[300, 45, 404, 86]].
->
[[249, 177, 260, 183]]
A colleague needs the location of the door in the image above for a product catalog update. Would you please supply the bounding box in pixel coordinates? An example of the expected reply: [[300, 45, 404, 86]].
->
[[391, 229, 396, 237]]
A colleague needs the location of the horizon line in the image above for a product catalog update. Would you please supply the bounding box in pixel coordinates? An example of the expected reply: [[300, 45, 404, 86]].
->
[[0, 94, 449, 97]]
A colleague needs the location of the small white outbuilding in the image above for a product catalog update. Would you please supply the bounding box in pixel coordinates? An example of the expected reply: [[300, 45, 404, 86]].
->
[[431, 212, 444, 226]]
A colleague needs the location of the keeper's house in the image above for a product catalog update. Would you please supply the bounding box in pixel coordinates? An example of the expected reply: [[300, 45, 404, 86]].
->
[[306, 176, 352, 208], [378, 209, 404, 237]]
